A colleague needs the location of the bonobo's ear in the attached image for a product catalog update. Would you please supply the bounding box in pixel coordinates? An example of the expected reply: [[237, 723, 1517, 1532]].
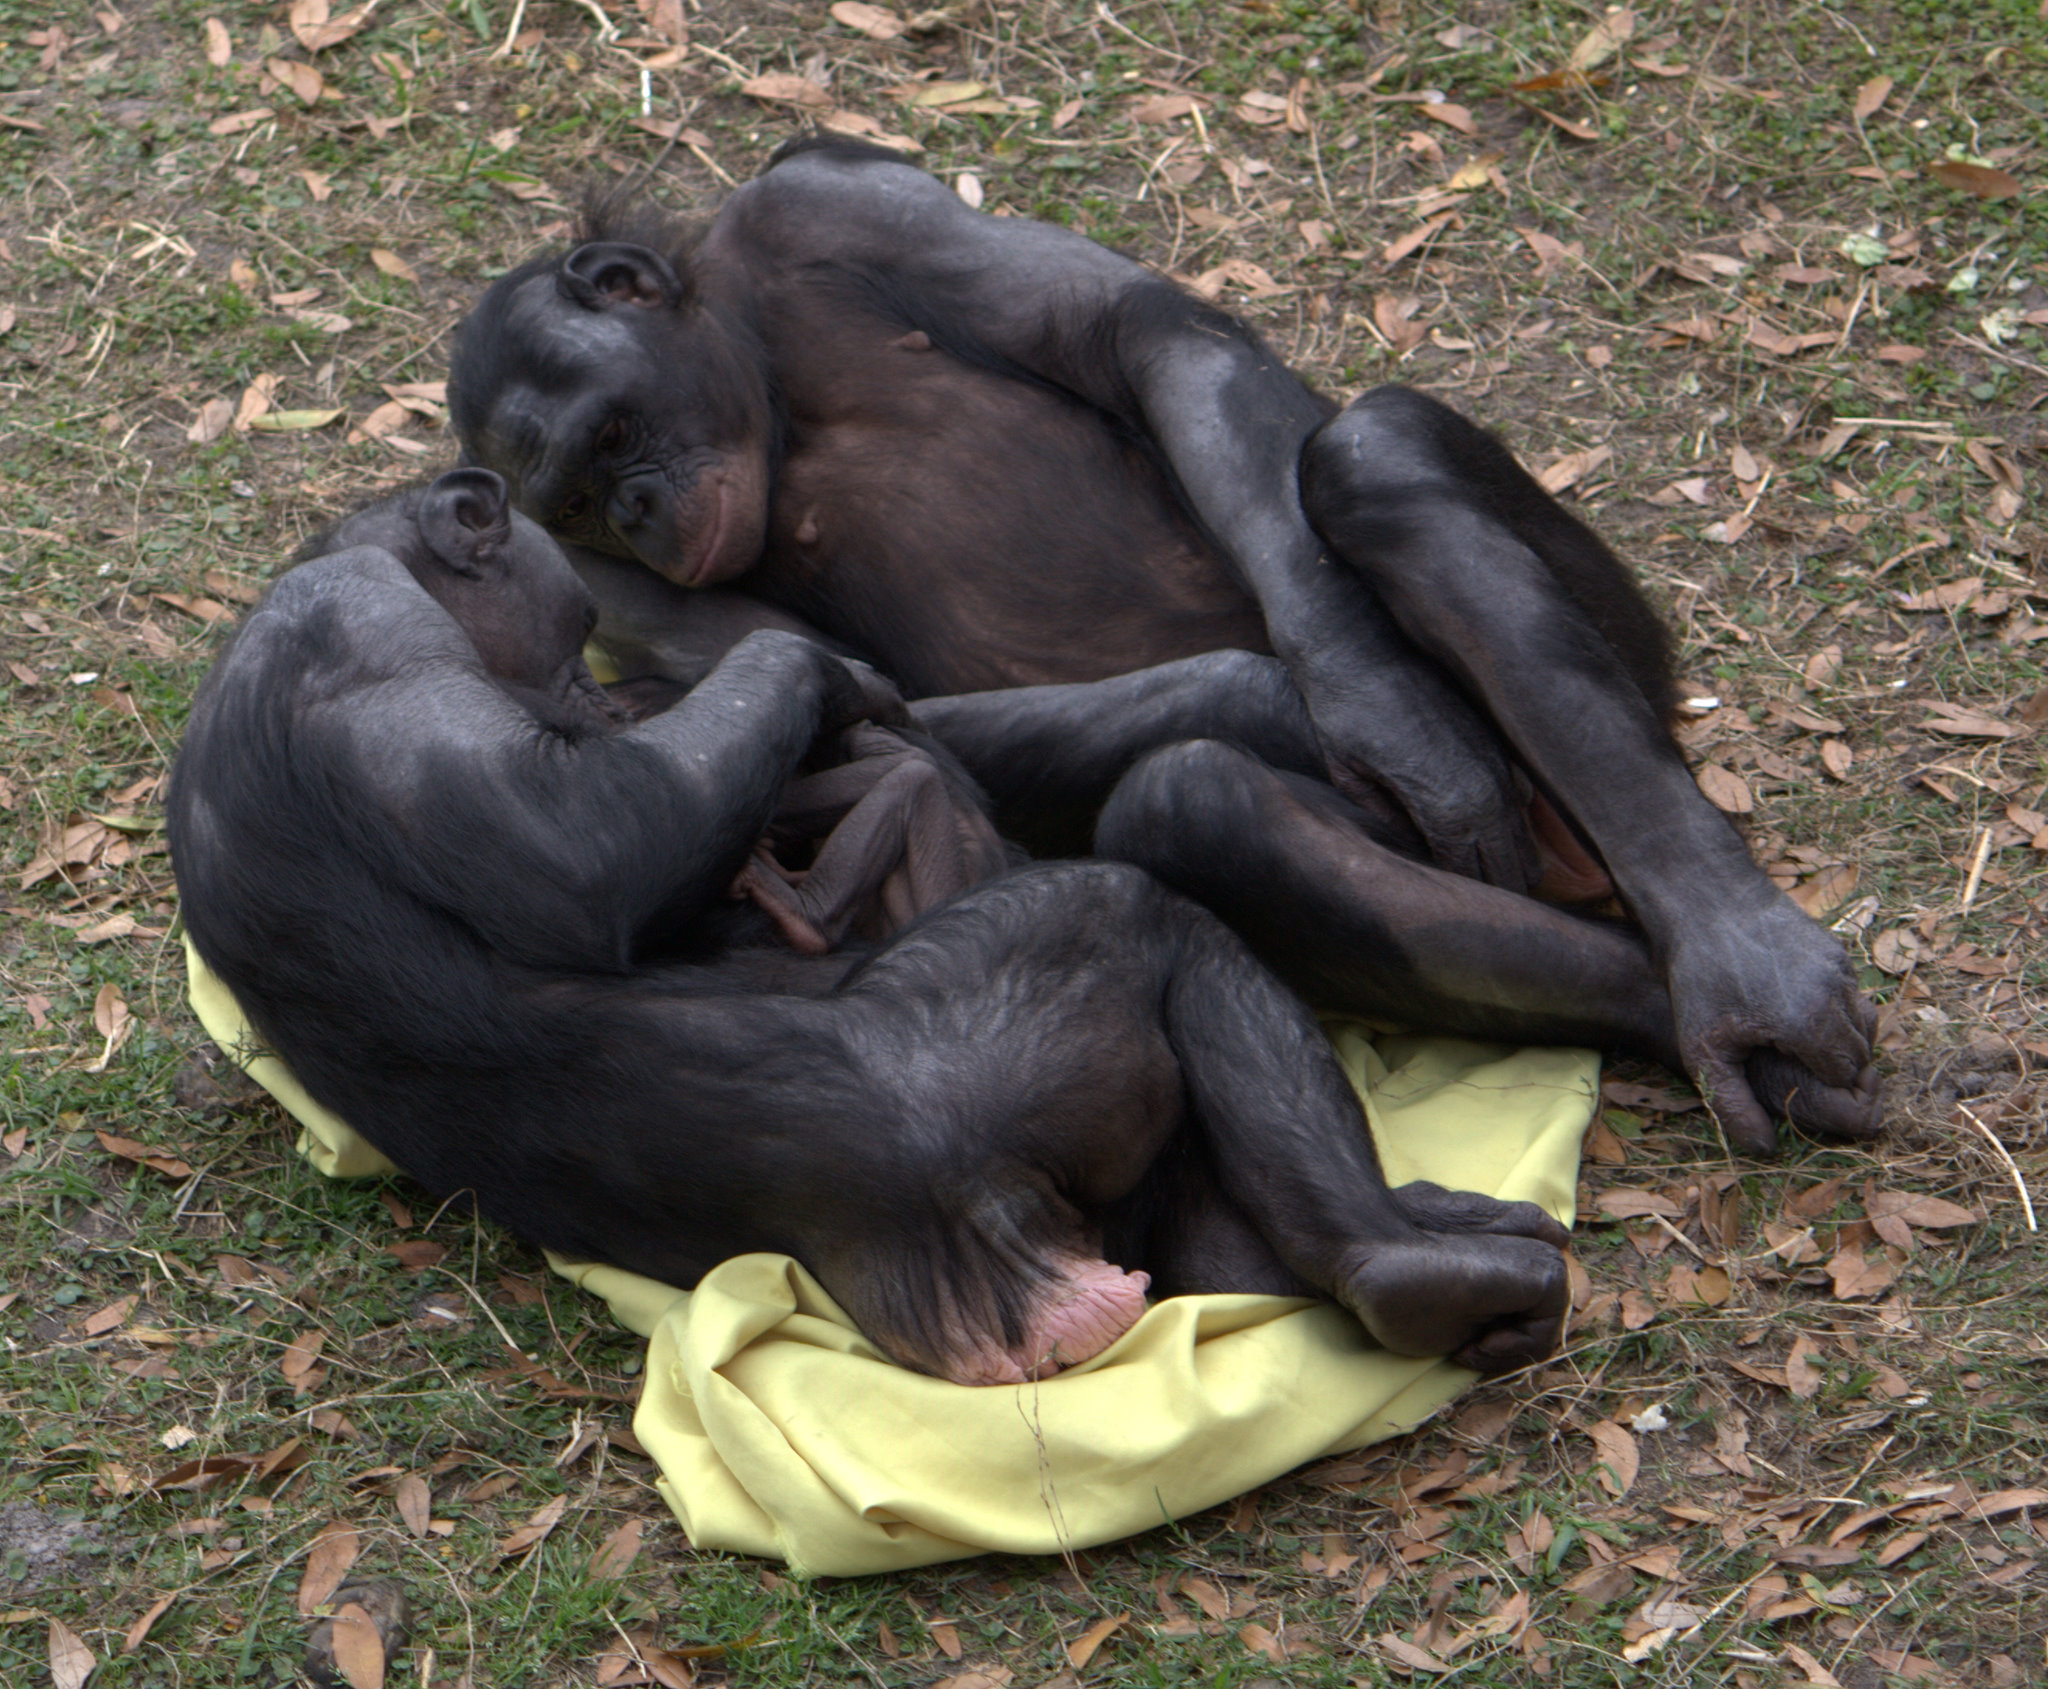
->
[[418, 468, 513, 577], [556, 242, 683, 311]]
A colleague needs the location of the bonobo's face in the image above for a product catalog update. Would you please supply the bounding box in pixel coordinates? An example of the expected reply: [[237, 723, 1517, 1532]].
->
[[450, 244, 775, 592]]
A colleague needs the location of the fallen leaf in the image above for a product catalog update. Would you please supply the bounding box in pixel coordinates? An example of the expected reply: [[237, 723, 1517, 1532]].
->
[[831, 2, 904, 39], [232, 373, 278, 431], [954, 171, 983, 209], [49, 1617, 95, 1689], [385, 1241, 446, 1271], [1589, 1420, 1639, 1496], [1384, 211, 1459, 265], [1594, 1188, 1683, 1220], [266, 56, 323, 104], [1179, 1576, 1230, 1622], [1820, 739, 1853, 779], [588, 1518, 644, 1581], [1790, 864, 1858, 917], [1826, 1243, 1896, 1300], [95, 1132, 195, 1179], [1131, 93, 1197, 123], [740, 73, 832, 108], [897, 79, 984, 107], [1372, 292, 1427, 356], [496, 1493, 568, 1557], [248, 408, 347, 432], [369, 249, 417, 282], [1420, 102, 1477, 135], [86, 982, 133, 1072], [1918, 702, 2015, 739], [1619, 1288, 1658, 1328], [290, 0, 378, 53], [1783, 1641, 1844, 1687], [1378, 1632, 1450, 1672], [1529, 106, 1600, 140], [1786, 1334, 1823, 1398], [1536, 445, 1612, 495], [1927, 160, 2020, 200], [330, 1601, 384, 1689], [1868, 1191, 1979, 1229], [82, 1295, 137, 1337], [1067, 1613, 1125, 1669], [1696, 764, 1753, 813], [1569, 7, 1635, 71], [203, 17, 231, 64], [123, 1592, 176, 1653], [395, 1475, 430, 1538], [297, 1519, 361, 1613], [1851, 75, 1892, 121], [281, 1330, 326, 1382], [208, 107, 273, 136]]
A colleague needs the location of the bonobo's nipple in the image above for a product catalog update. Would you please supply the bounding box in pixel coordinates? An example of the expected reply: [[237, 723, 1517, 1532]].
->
[[795, 513, 821, 548]]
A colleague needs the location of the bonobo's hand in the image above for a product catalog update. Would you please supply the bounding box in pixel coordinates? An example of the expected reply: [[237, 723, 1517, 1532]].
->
[[818, 653, 909, 732], [1302, 676, 1540, 891], [1338, 1184, 1570, 1376], [1668, 898, 1883, 1156]]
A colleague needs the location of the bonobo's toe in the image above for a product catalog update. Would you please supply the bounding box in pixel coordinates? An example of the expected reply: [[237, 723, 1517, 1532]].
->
[[1339, 1232, 1569, 1376], [1746, 1049, 1885, 1142], [1388, 1180, 1572, 1250]]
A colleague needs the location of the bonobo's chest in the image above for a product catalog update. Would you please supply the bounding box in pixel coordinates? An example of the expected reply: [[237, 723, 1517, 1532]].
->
[[745, 317, 1270, 698]]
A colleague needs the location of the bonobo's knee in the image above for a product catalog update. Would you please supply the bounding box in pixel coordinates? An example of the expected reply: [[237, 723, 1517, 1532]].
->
[[1301, 385, 1528, 549], [1095, 740, 1264, 874]]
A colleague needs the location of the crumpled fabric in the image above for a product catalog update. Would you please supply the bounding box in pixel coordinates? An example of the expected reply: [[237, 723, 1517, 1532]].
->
[[185, 936, 1592, 1575]]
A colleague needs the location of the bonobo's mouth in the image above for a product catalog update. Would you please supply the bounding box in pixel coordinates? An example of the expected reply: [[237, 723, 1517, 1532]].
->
[[679, 474, 730, 588]]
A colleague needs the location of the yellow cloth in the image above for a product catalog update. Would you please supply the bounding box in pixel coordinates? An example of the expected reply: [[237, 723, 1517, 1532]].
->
[[183, 938, 1593, 1576]]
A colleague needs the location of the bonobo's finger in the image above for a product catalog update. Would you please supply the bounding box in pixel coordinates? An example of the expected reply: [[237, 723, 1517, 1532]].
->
[[1389, 1180, 1572, 1249], [1692, 1049, 1779, 1157], [825, 657, 909, 730], [1746, 1049, 1885, 1142], [1341, 1234, 1569, 1374]]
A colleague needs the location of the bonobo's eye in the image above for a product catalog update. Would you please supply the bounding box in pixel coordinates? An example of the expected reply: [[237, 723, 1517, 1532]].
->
[[593, 417, 630, 457], [557, 494, 591, 525]]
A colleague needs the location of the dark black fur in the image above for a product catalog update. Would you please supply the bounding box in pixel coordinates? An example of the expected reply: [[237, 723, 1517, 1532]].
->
[[169, 472, 1575, 1382]]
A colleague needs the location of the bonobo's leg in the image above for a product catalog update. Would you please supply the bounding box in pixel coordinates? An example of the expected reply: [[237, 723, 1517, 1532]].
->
[[810, 865, 1570, 1379], [733, 727, 1010, 952], [1096, 739, 1681, 1059], [1300, 388, 1880, 1152]]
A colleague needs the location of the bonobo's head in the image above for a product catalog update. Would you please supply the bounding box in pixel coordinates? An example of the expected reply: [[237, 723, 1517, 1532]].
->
[[304, 470, 603, 706], [449, 209, 776, 593]]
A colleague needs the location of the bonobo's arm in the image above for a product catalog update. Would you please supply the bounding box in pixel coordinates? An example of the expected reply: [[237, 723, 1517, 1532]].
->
[[304, 558, 894, 969], [727, 144, 1534, 886]]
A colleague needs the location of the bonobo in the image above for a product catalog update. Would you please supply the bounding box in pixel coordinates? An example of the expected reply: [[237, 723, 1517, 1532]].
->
[[167, 469, 1574, 1384], [448, 138, 1882, 1156]]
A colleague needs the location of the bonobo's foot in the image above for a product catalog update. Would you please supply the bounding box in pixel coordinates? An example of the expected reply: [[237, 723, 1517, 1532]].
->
[[1338, 1183, 1570, 1375], [1669, 900, 1883, 1156], [947, 1256, 1152, 1387], [730, 850, 832, 954]]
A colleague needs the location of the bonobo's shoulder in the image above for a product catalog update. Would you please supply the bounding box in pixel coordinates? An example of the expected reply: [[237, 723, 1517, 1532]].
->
[[229, 548, 455, 677], [722, 137, 955, 251]]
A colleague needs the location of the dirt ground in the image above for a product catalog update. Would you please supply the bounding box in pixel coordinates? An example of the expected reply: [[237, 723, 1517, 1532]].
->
[[0, 1, 2043, 1685]]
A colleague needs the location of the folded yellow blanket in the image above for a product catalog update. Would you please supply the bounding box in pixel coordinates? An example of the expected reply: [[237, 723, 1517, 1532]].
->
[[184, 936, 1593, 1576]]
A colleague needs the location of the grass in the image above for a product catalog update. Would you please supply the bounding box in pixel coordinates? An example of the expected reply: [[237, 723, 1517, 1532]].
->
[[0, 0, 2043, 1684]]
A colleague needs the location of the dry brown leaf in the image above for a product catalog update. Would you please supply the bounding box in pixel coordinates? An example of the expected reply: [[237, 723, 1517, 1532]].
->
[[181, 394, 235, 445], [1790, 864, 1858, 917], [1927, 160, 2020, 200], [588, 1517, 644, 1581], [385, 1240, 447, 1271], [395, 1475, 430, 1538], [1179, 1575, 1230, 1622], [203, 16, 231, 64], [49, 1617, 95, 1689], [831, 2, 904, 39], [1869, 1191, 1979, 1228], [1067, 1613, 1125, 1669], [330, 1602, 384, 1689], [1826, 1243, 1896, 1300], [1536, 445, 1612, 495], [1130, 93, 1197, 123], [1589, 1420, 1639, 1496], [740, 73, 831, 108], [124, 1592, 176, 1653], [897, 79, 983, 107], [1783, 1642, 1844, 1687], [1918, 701, 2015, 739], [497, 1493, 569, 1557], [1384, 211, 1459, 265], [1696, 764, 1753, 813], [1820, 739, 1853, 779], [1372, 293, 1427, 356], [86, 981, 133, 1072], [1594, 1187, 1682, 1220], [209, 106, 273, 135], [369, 249, 417, 282], [82, 1294, 137, 1337], [1378, 1632, 1449, 1672], [1619, 1287, 1657, 1328], [1851, 75, 1893, 121], [298, 1519, 362, 1613], [1569, 7, 1635, 70], [1419, 101, 1477, 135], [267, 57, 324, 105], [1786, 1334, 1823, 1398], [1529, 106, 1600, 140], [290, 0, 378, 52], [281, 1329, 326, 1381]]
